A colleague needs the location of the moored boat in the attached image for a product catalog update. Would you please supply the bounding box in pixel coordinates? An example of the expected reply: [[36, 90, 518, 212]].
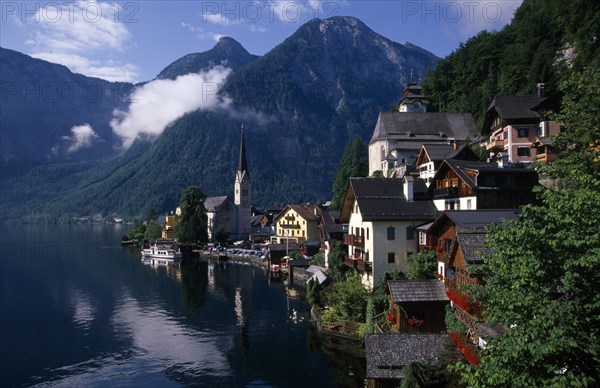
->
[[141, 245, 182, 261]]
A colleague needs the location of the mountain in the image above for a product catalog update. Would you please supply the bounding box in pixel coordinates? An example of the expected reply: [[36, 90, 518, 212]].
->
[[0, 48, 134, 164], [156, 37, 259, 80], [0, 16, 439, 222]]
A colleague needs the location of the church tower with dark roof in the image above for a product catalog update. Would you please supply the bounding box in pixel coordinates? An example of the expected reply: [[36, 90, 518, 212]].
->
[[234, 124, 251, 239]]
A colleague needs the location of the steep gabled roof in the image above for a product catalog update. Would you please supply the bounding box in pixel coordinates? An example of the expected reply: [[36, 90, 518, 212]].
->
[[204, 196, 232, 212], [273, 204, 321, 223], [365, 334, 450, 380], [428, 210, 520, 236], [387, 279, 449, 303], [320, 210, 344, 239], [482, 95, 542, 133], [427, 159, 537, 195], [340, 178, 438, 222], [455, 227, 491, 264], [370, 112, 474, 145]]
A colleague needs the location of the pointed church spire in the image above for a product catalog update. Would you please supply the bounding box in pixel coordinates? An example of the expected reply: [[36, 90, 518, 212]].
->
[[238, 123, 248, 178]]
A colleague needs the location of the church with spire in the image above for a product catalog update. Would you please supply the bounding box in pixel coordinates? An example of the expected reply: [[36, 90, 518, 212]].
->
[[205, 125, 252, 242]]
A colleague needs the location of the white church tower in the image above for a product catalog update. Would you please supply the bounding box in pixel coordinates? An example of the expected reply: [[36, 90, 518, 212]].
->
[[234, 124, 252, 240]]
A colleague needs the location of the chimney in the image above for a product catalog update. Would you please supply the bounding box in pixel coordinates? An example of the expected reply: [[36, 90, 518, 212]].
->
[[403, 176, 414, 202], [537, 83, 545, 98]]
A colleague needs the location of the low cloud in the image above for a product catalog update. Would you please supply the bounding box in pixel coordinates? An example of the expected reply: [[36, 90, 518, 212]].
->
[[62, 124, 99, 153], [110, 67, 232, 148]]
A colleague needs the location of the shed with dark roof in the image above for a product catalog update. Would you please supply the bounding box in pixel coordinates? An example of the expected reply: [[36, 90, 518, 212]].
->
[[365, 334, 450, 387]]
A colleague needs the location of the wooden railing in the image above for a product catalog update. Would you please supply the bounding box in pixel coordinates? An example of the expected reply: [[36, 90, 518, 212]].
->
[[486, 139, 504, 151], [343, 234, 364, 247], [344, 256, 372, 272]]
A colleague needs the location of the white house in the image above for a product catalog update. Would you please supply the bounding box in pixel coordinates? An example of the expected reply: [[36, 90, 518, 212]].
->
[[339, 177, 438, 290]]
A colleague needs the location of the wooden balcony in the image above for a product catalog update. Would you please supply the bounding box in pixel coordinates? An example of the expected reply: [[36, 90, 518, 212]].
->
[[343, 234, 364, 247], [344, 256, 372, 272], [433, 186, 459, 199], [486, 139, 505, 152]]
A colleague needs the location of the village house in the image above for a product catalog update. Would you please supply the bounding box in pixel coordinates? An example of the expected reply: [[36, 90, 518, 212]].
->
[[428, 159, 538, 212], [423, 210, 519, 362], [482, 84, 563, 165], [161, 210, 178, 239], [271, 204, 322, 244], [414, 143, 479, 187], [250, 213, 274, 243], [385, 279, 449, 334], [318, 210, 345, 267], [365, 333, 450, 388], [339, 177, 438, 291], [368, 82, 474, 177], [205, 196, 236, 241]]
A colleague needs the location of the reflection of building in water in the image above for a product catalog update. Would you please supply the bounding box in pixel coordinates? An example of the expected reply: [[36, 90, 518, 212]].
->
[[235, 288, 245, 327], [207, 261, 215, 290]]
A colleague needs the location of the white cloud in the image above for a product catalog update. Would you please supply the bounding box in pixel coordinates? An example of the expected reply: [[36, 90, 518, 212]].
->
[[26, 1, 140, 82], [110, 67, 232, 148], [62, 124, 99, 153]]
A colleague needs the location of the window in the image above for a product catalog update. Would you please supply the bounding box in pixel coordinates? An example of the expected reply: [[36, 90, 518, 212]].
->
[[517, 127, 529, 138], [503, 131, 508, 140], [467, 199, 472, 209], [406, 226, 414, 240], [387, 252, 395, 264], [419, 231, 427, 246], [387, 226, 395, 240], [366, 228, 369, 240], [517, 147, 531, 157], [380, 146, 386, 162]]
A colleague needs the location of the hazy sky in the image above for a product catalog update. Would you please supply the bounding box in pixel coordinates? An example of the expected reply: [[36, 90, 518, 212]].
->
[[1, 1, 522, 83]]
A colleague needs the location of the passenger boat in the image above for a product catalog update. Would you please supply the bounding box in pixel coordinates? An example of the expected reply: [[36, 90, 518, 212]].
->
[[141, 245, 182, 260]]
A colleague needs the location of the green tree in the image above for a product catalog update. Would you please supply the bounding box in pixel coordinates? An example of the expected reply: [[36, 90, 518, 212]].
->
[[330, 137, 368, 210], [214, 226, 229, 245], [326, 271, 369, 322], [175, 186, 208, 243], [405, 250, 438, 280], [144, 219, 162, 240], [456, 67, 600, 386], [326, 241, 347, 281]]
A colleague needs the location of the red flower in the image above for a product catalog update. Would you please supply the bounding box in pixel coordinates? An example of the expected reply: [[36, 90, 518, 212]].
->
[[418, 319, 424, 326], [387, 313, 394, 323], [408, 318, 415, 326]]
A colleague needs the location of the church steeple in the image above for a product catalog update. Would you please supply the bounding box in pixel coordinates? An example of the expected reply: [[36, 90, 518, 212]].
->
[[234, 123, 252, 240], [238, 123, 249, 180]]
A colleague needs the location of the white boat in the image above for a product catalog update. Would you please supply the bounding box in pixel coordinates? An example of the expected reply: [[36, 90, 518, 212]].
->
[[141, 245, 182, 261]]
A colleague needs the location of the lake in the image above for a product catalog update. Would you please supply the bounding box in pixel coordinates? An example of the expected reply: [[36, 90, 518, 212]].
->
[[0, 224, 364, 387]]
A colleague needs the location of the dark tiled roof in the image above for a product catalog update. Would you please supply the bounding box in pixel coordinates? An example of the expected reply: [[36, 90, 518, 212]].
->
[[350, 178, 438, 221], [455, 228, 490, 264], [365, 334, 450, 379], [486, 95, 542, 121], [288, 204, 321, 221], [204, 196, 231, 212], [370, 112, 474, 144], [387, 280, 449, 303], [444, 210, 520, 228], [423, 143, 454, 161], [483, 95, 542, 133], [321, 210, 344, 238]]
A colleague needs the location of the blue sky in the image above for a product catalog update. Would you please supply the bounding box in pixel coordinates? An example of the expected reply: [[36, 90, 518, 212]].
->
[[1, 1, 522, 83]]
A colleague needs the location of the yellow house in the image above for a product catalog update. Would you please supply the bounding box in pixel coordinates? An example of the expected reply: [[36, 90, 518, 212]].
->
[[162, 211, 178, 239], [272, 204, 321, 244]]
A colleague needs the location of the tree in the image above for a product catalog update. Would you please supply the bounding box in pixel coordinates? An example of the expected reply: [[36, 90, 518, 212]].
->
[[144, 219, 162, 240], [330, 137, 368, 210], [326, 241, 347, 281], [214, 226, 229, 245], [405, 250, 438, 280], [175, 186, 208, 243], [456, 67, 600, 386], [326, 271, 369, 322]]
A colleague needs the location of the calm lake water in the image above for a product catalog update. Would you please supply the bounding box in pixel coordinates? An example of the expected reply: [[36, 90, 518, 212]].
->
[[0, 225, 364, 387]]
